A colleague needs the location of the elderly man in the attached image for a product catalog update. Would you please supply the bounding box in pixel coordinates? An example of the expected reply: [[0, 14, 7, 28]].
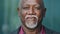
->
[[10, 0, 60, 34]]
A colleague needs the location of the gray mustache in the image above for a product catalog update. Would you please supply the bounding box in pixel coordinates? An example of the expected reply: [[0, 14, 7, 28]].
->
[[25, 15, 38, 20]]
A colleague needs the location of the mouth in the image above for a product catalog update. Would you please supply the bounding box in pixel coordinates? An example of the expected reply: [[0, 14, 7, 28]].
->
[[25, 17, 38, 25], [25, 15, 38, 23], [26, 17, 36, 21], [24, 15, 38, 29]]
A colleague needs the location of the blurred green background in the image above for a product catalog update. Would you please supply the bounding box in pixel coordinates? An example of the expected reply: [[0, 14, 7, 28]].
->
[[0, 0, 60, 34]]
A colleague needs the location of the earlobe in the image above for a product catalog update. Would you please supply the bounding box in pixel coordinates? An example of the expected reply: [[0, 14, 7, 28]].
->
[[17, 8, 19, 11], [43, 8, 46, 17], [44, 8, 46, 17], [17, 8, 20, 17], [44, 8, 46, 12]]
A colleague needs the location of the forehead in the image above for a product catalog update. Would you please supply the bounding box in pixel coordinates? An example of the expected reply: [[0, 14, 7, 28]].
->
[[22, 0, 42, 5]]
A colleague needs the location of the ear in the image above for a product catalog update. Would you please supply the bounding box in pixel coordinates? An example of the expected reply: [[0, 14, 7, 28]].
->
[[42, 8, 46, 17], [17, 8, 20, 17]]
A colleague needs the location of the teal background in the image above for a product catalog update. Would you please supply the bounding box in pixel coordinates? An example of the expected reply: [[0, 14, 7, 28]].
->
[[0, 0, 60, 34]]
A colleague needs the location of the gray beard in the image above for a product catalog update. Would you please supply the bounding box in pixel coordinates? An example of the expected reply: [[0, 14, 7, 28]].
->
[[25, 21, 38, 29]]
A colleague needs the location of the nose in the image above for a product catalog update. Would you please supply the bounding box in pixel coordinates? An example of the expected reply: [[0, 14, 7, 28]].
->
[[27, 7, 36, 15]]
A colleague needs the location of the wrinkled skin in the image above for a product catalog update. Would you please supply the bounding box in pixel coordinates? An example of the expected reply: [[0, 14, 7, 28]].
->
[[18, 0, 46, 32]]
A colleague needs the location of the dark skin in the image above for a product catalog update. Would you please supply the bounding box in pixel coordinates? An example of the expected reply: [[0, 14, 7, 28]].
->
[[18, 0, 46, 34]]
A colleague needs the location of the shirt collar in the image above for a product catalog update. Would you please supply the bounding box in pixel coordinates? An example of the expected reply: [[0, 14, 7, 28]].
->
[[19, 26, 45, 34]]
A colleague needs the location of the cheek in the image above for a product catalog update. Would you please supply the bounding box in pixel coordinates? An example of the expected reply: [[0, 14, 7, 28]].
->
[[35, 10, 42, 22], [35, 10, 42, 18], [21, 10, 27, 22], [21, 10, 27, 17]]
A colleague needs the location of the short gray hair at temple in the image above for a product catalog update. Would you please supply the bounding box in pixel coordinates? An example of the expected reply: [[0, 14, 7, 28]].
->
[[18, 0, 22, 9], [18, 0, 45, 9]]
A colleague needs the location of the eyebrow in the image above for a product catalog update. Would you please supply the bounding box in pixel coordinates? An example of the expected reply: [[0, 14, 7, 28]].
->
[[22, 4, 30, 7], [34, 4, 40, 7], [22, 4, 40, 6]]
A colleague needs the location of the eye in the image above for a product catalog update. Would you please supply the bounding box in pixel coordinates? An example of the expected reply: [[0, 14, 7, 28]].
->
[[34, 6, 41, 10], [22, 7, 29, 10], [35, 7, 41, 10]]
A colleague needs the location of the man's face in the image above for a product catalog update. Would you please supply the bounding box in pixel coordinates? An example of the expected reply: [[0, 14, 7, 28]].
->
[[18, 0, 46, 29]]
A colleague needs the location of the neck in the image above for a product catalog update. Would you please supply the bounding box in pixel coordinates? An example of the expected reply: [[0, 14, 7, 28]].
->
[[22, 25, 42, 34]]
